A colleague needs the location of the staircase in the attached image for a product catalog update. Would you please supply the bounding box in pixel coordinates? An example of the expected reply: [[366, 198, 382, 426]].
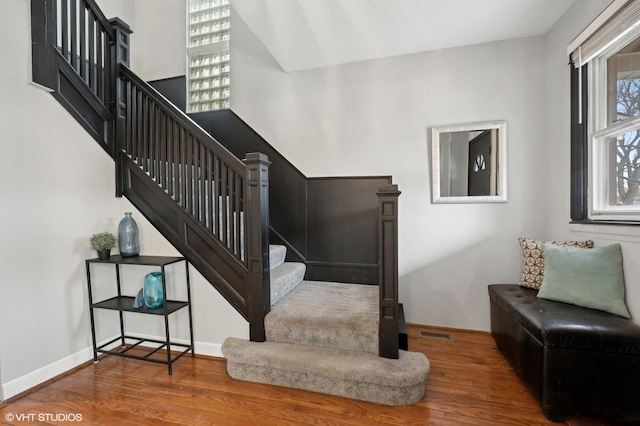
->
[[29, 0, 430, 405], [226, 244, 430, 406]]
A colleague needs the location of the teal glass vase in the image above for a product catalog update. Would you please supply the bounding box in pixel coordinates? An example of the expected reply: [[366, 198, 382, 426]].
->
[[143, 272, 164, 308], [118, 212, 140, 257]]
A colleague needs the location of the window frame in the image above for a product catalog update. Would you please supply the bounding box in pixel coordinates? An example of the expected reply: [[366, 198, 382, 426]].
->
[[572, 22, 640, 225]]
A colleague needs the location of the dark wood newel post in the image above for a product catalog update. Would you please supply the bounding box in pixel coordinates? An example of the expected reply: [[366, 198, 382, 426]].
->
[[377, 184, 401, 359], [109, 18, 132, 197], [30, 0, 57, 91], [244, 153, 271, 342]]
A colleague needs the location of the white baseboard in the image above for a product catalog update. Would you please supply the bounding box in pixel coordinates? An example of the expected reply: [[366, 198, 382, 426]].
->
[[1, 346, 93, 401], [1, 334, 224, 401], [195, 341, 223, 358]]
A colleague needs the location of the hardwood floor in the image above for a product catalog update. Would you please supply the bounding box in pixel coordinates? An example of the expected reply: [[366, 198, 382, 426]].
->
[[0, 325, 627, 425]]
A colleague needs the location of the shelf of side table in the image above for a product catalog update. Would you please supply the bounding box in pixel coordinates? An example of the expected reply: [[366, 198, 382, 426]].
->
[[85, 255, 194, 374]]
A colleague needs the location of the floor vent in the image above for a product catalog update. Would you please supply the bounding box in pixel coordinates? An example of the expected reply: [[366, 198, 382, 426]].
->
[[419, 330, 453, 340]]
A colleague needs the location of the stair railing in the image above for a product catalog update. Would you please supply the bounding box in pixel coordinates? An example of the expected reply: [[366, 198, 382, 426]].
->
[[31, 0, 271, 341], [116, 65, 247, 262]]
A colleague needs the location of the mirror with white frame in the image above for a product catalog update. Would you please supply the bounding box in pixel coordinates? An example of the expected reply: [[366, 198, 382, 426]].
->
[[430, 120, 507, 204]]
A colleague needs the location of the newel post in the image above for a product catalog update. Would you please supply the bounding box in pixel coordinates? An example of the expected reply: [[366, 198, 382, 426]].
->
[[244, 153, 271, 342], [30, 0, 57, 91], [108, 18, 132, 197], [377, 184, 401, 359]]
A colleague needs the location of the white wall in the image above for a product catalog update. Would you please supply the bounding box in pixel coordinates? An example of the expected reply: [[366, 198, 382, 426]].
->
[[0, 0, 120, 398], [544, 0, 640, 321], [232, 9, 551, 330], [97, 0, 134, 26], [130, 0, 187, 81]]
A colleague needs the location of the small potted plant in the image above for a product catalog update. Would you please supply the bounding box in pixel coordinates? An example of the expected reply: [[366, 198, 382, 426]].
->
[[90, 232, 118, 260]]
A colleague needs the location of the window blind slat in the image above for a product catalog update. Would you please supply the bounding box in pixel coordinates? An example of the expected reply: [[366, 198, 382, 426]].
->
[[571, 0, 640, 67]]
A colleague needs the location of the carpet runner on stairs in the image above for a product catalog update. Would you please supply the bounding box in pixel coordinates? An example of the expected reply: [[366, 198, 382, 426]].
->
[[268, 244, 305, 307], [222, 245, 430, 406]]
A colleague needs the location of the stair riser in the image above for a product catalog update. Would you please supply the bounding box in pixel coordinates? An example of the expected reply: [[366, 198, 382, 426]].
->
[[269, 245, 286, 271], [270, 263, 306, 307], [265, 281, 378, 353], [265, 321, 378, 354], [226, 362, 426, 406]]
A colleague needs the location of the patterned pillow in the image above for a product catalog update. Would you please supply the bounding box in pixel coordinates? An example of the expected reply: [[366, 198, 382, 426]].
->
[[518, 237, 594, 289]]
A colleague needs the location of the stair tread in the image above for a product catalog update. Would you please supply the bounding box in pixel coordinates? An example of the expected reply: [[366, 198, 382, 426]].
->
[[266, 280, 378, 353], [222, 337, 430, 386]]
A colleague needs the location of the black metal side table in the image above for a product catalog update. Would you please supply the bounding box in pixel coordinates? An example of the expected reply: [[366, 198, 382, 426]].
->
[[85, 255, 194, 374]]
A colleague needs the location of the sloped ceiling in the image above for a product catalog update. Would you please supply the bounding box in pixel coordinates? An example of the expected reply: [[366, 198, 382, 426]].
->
[[232, 0, 578, 72]]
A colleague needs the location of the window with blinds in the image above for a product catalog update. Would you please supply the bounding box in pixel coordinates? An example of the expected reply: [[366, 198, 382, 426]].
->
[[187, 0, 230, 113], [570, 0, 640, 221]]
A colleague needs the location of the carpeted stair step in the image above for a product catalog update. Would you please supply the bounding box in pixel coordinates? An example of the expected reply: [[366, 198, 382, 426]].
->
[[269, 244, 286, 271], [270, 262, 306, 307], [266, 280, 379, 353], [222, 338, 430, 406]]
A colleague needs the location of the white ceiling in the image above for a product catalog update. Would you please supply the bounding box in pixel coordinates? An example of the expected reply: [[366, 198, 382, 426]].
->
[[232, 0, 578, 72]]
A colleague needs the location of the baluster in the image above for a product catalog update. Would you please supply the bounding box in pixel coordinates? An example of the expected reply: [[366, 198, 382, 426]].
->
[[193, 139, 201, 221], [124, 79, 131, 154], [150, 103, 157, 179], [61, 0, 69, 61], [221, 162, 228, 247], [179, 128, 187, 207], [87, 8, 95, 92], [130, 84, 137, 157], [199, 144, 207, 227], [70, 0, 77, 71], [235, 173, 242, 258], [155, 106, 163, 183], [166, 114, 173, 192], [185, 133, 193, 215], [96, 29, 103, 101], [161, 113, 168, 192], [213, 155, 221, 236], [141, 95, 149, 172], [136, 88, 143, 164], [207, 151, 214, 232], [172, 121, 181, 201], [228, 171, 236, 253], [78, 0, 86, 79]]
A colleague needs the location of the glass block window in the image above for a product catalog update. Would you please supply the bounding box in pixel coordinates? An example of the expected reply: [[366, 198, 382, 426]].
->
[[188, 0, 230, 113]]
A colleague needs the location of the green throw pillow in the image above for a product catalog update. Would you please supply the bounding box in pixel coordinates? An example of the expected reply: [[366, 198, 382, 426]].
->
[[537, 243, 631, 318]]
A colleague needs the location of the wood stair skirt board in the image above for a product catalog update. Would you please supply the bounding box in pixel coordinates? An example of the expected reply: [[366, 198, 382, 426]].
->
[[222, 338, 430, 406]]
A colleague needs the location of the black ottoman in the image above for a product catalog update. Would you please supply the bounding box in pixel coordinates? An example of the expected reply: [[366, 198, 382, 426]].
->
[[488, 284, 640, 422]]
